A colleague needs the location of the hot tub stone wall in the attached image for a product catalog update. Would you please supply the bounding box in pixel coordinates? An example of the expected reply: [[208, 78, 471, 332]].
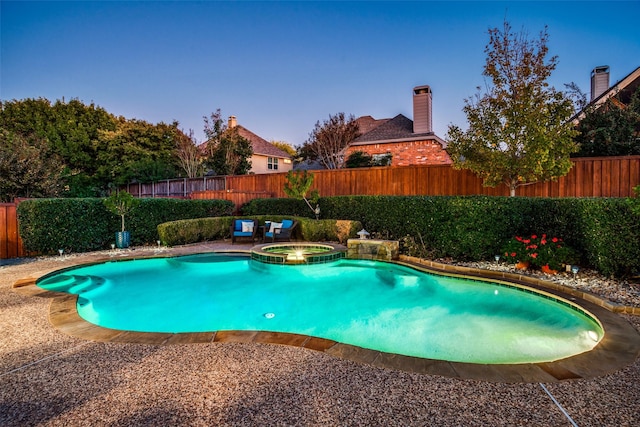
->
[[347, 239, 399, 261]]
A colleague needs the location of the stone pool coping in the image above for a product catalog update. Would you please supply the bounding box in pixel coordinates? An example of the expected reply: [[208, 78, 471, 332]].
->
[[12, 248, 640, 383]]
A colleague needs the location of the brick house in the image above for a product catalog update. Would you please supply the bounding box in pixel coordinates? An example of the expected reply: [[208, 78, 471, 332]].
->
[[228, 116, 293, 174], [344, 85, 452, 166]]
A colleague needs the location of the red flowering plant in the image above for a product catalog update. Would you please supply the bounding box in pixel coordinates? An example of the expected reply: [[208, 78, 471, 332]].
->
[[501, 234, 573, 271]]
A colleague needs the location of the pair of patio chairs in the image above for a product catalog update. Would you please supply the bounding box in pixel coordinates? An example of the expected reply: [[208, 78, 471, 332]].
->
[[230, 218, 298, 244]]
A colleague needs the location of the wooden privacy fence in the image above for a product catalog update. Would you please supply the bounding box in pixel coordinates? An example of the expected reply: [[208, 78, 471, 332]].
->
[[121, 156, 640, 200], [125, 176, 226, 198], [190, 191, 272, 214], [0, 202, 25, 259], [226, 156, 640, 199]]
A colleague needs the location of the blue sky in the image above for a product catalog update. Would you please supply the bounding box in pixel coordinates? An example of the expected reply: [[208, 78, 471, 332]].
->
[[2, 1, 639, 147]]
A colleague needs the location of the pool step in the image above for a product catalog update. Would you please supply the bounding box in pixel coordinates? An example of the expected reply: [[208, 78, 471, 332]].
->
[[68, 275, 105, 294], [39, 274, 77, 292]]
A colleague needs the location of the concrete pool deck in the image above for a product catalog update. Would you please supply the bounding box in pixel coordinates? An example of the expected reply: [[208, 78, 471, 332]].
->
[[2, 241, 640, 426]]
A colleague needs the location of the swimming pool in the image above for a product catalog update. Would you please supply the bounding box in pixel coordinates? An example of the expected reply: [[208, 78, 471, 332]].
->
[[37, 253, 603, 364]]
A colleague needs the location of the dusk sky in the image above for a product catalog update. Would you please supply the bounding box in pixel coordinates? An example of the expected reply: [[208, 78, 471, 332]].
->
[[2, 1, 639, 147]]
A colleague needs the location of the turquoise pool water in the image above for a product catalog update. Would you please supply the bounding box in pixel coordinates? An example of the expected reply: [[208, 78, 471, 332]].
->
[[37, 253, 603, 364]]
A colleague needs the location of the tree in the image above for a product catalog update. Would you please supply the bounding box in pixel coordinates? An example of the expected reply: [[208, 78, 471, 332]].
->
[[300, 112, 360, 169], [95, 118, 181, 187], [573, 87, 640, 157], [203, 110, 253, 175], [176, 129, 204, 178], [270, 140, 296, 157], [446, 21, 579, 196], [0, 130, 65, 202], [345, 151, 393, 168], [0, 97, 200, 194], [283, 170, 320, 219], [564, 82, 588, 112], [103, 190, 140, 233], [0, 97, 117, 196], [345, 151, 373, 168]]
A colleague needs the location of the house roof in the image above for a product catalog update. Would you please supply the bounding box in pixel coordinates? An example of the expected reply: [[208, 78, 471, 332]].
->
[[354, 115, 390, 135], [592, 66, 640, 106], [235, 125, 291, 159], [351, 114, 447, 148], [573, 65, 640, 123]]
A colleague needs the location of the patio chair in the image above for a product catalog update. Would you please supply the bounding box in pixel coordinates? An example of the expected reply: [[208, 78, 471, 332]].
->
[[263, 219, 298, 243], [230, 218, 259, 244]]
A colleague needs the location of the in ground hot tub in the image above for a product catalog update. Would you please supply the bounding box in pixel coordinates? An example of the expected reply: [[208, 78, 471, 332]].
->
[[251, 242, 346, 265]]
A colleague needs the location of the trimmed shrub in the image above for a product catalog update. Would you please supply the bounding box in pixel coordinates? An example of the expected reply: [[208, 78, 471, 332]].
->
[[157, 215, 362, 246], [158, 217, 234, 246], [17, 198, 233, 254]]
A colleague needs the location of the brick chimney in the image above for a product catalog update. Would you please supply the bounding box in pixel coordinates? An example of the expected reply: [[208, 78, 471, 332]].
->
[[228, 115, 237, 128], [591, 66, 610, 101], [413, 85, 432, 133]]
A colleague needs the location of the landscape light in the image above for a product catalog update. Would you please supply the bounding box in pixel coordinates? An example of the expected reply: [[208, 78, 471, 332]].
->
[[357, 229, 370, 239]]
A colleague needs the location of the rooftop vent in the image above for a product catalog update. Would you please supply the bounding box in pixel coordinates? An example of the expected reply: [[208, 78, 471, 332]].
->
[[591, 66, 610, 101], [413, 85, 432, 134]]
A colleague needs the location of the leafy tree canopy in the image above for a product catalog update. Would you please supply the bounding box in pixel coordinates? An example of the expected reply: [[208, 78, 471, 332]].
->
[[203, 109, 253, 175], [95, 118, 183, 187], [446, 21, 579, 196], [573, 87, 640, 157], [0, 98, 116, 176], [270, 140, 296, 157], [345, 151, 373, 168], [0, 130, 65, 202], [299, 112, 360, 169], [345, 151, 392, 168], [0, 97, 188, 197]]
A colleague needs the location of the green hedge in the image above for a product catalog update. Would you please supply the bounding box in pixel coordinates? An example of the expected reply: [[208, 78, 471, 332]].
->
[[124, 198, 233, 245], [17, 198, 233, 254], [574, 198, 640, 277], [18, 199, 113, 255], [240, 198, 315, 218], [157, 215, 362, 246], [242, 195, 640, 277]]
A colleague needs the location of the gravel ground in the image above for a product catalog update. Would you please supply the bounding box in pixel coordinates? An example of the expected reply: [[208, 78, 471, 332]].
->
[[1, 245, 639, 426]]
